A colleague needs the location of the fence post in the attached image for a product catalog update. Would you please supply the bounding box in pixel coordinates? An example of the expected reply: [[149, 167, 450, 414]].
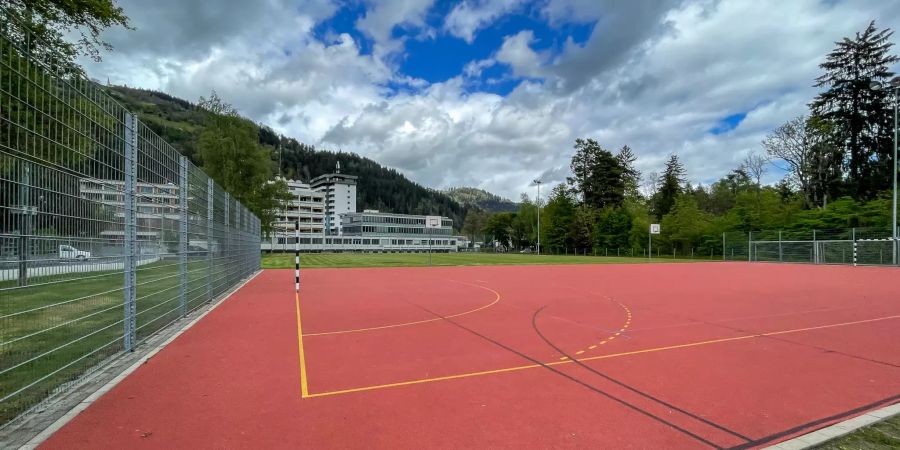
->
[[778, 230, 783, 262], [207, 178, 214, 302], [179, 156, 188, 317], [812, 229, 817, 264], [722, 232, 725, 261], [224, 193, 230, 285], [123, 113, 138, 352], [16, 160, 32, 287], [748, 231, 752, 262]]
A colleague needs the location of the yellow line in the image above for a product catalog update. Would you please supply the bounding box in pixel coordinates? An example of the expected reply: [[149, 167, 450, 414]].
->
[[303, 283, 501, 337], [295, 291, 310, 398], [305, 313, 900, 398], [306, 363, 547, 398]]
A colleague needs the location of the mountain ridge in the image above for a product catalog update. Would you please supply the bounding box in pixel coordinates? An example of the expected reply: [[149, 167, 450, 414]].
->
[[444, 187, 519, 212]]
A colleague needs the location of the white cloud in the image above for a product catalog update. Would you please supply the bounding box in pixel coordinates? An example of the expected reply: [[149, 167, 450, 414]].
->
[[355, 0, 436, 57], [82, 0, 900, 200], [444, 0, 526, 43], [495, 30, 547, 78]]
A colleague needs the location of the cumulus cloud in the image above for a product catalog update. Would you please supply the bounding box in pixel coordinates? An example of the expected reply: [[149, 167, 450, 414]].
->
[[495, 30, 548, 78], [445, 0, 527, 43], [81, 0, 900, 199], [355, 0, 436, 57]]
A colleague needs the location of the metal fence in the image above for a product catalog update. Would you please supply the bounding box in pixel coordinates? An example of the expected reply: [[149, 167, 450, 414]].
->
[[0, 14, 261, 425], [723, 228, 899, 266]]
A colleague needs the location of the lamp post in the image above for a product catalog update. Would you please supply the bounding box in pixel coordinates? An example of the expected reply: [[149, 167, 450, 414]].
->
[[533, 179, 542, 255], [871, 76, 900, 265]]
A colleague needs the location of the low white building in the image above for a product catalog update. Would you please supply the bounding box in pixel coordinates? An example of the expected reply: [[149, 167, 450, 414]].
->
[[261, 164, 460, 253], [262, 209, 458, 253]]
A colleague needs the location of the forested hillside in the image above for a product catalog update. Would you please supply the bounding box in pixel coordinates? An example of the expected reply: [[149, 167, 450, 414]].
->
[[105, 85, 470, 227], [444, 187, 518, 212]]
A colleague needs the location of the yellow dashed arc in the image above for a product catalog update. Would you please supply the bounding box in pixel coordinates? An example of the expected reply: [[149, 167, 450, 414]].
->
[[559, 298, 632, 361]]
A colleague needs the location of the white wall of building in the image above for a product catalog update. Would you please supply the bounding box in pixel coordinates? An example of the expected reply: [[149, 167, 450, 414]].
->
[[274, 179, 325, 235], [329, 182, 356, 234]]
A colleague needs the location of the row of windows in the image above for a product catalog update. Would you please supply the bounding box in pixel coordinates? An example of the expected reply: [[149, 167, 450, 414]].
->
[[359, 215, 426, 225], [343, 226, 452, 236], [276, 237, 457, 246]]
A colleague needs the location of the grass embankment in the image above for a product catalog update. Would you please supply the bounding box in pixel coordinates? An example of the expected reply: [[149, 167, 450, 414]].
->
[[0, 257, 243, 424], [813, 415, 900, 449], [261, 252, 710, 269]]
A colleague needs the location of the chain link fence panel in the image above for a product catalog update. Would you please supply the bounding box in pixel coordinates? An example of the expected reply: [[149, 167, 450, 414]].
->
[[0, 12, 261, 425], [723, 228, 898, 266]]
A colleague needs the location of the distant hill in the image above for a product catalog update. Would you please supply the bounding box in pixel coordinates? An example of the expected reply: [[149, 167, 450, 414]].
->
[[104, 85, 470, 227], [444, 187, 519, 212]]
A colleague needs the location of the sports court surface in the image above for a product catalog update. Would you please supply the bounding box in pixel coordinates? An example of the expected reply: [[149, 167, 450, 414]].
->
[[41, 262, 900, 449]]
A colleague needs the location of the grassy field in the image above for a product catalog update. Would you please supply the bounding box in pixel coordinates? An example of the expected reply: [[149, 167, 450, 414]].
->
[[0, 257, 248, 424], [261, 252, 711, 269], [814, 414, 900, 449]]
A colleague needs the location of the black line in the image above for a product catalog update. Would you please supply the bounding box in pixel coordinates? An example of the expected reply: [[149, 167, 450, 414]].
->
[[652, 309, 900, 370], [531, 305, 751, 442], [407, 301, 724, 449], [727, 394, 900, 449]]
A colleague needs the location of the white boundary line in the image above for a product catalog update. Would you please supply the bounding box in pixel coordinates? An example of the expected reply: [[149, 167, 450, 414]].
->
[[764, 402, 900, 450], [17, 270, 263, 450]]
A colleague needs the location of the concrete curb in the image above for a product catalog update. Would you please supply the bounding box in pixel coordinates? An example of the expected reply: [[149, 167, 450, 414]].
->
[[12, 270, 262, 450], [764, 402, 900, 450]]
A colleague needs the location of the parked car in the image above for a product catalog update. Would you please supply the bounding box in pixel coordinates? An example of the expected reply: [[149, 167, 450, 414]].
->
[[59, 245, 91, 260], [188, 245, 209, 256]]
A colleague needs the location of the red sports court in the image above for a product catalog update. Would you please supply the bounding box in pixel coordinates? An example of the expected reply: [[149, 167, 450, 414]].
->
[[41, 262, 900, 449]]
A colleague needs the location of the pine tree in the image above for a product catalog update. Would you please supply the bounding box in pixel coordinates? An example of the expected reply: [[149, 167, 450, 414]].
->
[[616, 145, 641, 199], [653, 154, 686, 218], [566, 138, 626, 209], [811, 21, 898, 200]]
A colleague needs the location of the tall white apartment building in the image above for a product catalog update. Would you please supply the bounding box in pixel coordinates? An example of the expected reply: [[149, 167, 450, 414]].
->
[[272, 178, 325, 234], [310, 162, 357, 235]]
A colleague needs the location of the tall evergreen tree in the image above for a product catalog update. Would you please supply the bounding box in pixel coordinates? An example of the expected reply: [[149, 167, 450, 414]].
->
[[566, 138, 626, 209], [811, 21, 898, 200], [542, 185, 576, 253], [616, 145, 641, 199], [653, 154, 686, 218]]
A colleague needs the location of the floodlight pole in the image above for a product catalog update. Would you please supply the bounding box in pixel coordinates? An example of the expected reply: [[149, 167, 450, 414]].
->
[[870, 77, 899, 266], [893, 89, 898, 265], [533, 179, 542, 255]]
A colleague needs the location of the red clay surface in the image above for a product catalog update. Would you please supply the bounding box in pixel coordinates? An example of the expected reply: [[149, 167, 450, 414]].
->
[[41, 262, 900, 449]]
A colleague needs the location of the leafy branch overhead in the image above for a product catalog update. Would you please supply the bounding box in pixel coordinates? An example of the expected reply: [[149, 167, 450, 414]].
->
[[4, 0, 130, 69]]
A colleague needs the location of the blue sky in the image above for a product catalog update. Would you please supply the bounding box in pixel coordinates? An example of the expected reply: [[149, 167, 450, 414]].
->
[[84, 0, 900, 199], [311, 0, 594, 95]]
